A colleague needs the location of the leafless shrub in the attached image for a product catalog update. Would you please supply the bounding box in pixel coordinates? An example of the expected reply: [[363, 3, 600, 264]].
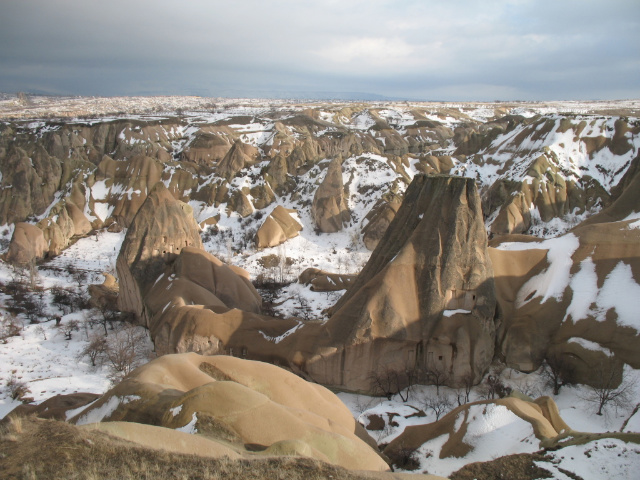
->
[[104, 325, 151, 384], [6, 375, 31, 401], [0, 313, 22, 343], [542, 354, 576, 395], [582, 355, 636, 416], [78, 333, 108, 367], [423, 394, 453, 421]]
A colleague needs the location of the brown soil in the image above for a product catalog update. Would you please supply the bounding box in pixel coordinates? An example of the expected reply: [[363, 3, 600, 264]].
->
[[0, 415, 382, 480], [450, 452, 556, 480]]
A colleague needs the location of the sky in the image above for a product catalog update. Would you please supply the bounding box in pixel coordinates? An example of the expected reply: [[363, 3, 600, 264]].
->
[[0, 0, 638, 101]]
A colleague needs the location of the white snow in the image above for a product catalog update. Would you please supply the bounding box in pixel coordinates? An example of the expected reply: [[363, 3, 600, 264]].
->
[[176, 412, 198, 434], [567, 337, 612, 356], [498, 234, 580, 306], [170, 404, 183, 417], [596, 262, 640, 331], [443, 309, 471, 317], [410, 404, 539, 477], [564, 257, 599, 321], [535, 438, 640, 480]]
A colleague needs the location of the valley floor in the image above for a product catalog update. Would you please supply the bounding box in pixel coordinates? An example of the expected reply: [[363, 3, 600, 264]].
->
[[1, 230, 639, 479]]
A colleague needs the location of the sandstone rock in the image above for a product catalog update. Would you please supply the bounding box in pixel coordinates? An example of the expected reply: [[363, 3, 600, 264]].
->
[[116, 182, 203, 326], [93, 155, 164, 227], [362, 197, 402, 251], [88, 273, 119, 310], [6, 392, 100, 421], [298, 268, 356, 292], [384, 396, 570, 468], [299, 175, 496, 391], [65, 201, 92, 236], [255, 206, 302, 248], [181, 129, 233, 164], [69, 353, 390, 472], [491, 219, 640, 381], [5, 222, 47, 266], [217, 140, 255, 179], [312, 158, 350, 233], [0, 146, 62, 225]]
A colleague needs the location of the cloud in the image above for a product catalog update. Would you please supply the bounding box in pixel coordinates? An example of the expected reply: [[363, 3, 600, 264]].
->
[[0, 0, 638, 100]]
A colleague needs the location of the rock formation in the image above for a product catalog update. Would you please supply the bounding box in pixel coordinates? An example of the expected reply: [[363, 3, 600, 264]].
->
[[88, 273, 119, 310], [296, 175, 496, 391], [116, 182, 204, 326], [383, 396, 570, 472], [68, 353, 390, 473], [361, 197, 402, 251], [298, 268, 356, 292], [5, 222, 47, 266], [255, 205, 302, 248], [312, 158, 350, 233], [491, 218, 640, 383]]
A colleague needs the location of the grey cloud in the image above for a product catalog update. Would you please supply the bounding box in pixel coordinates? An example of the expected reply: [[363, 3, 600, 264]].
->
[[0, 0, 638, 100]]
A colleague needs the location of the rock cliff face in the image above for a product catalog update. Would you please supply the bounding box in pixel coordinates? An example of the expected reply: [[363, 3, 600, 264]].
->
[[299, 175, 496, 391], [1, 107, 638, 261]]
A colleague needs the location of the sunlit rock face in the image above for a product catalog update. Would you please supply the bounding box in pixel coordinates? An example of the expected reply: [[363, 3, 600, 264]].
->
[[298, 175, 497, 391]]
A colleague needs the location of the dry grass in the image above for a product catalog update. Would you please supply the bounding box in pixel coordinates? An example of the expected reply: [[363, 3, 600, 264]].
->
[[0, 415, 378, 480]]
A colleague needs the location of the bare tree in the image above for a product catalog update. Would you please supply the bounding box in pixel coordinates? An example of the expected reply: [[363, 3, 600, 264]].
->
[[78, 333, 108, 367], [479, 374, 511, 400], [60, 319, 80, 340], [104, 325, 150, 383], [542, 354, 575, 395], [424, 361, 449, 396], [456, 373, 475, 406], [423, 394, 453, 421], [369, 366, 417, 402], [583, 356, 636, 416]]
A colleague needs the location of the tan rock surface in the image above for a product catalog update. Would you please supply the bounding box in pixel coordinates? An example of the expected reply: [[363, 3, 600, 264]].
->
[[116, 182, 203, 326], [256, 205, 303, 248], [296, 175, 496, 391], [299, 268, 356, 292], [312, 158, 350, 233], [5, 222, 47, 265], [70, 353, 390, 472]]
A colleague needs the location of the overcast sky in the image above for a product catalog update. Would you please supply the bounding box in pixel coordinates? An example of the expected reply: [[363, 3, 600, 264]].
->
[[0, 0, 638, 101]]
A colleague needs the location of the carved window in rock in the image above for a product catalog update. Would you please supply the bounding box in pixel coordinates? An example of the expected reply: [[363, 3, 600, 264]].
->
[[444, 288, 477, 310]]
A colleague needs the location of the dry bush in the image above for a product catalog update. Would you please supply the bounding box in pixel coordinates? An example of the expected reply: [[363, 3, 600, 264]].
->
[[5, 375, 31, 402], [0, 416, 376, 480]]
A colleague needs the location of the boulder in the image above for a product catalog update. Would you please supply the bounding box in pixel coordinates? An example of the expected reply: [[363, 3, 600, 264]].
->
[[312, 158, 350, 233], [88, 273, 119, 310], [297, 175, 496, 391], [116, 182, 203, 326], [255, 206, 302, 248], [68, 353, 390, 473], [298, 268, 356, 292], [5, 222, 47, 266]]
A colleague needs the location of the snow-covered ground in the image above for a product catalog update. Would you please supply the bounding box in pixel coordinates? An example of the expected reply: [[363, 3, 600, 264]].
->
[[338, 365, 640, 477], [0, 232, 152, 419]]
